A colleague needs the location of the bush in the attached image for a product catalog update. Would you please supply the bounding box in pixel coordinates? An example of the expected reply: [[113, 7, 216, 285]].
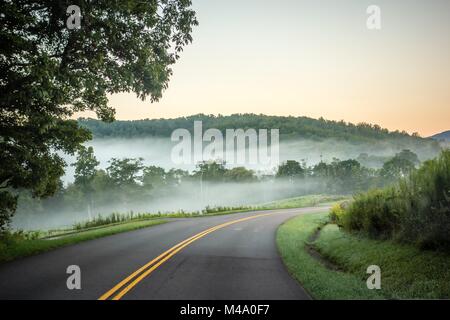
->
[[333, 150, 450, 251], [329, 202, 347, 225]]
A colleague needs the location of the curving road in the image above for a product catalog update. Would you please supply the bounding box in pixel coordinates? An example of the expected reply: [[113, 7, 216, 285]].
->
[[0, 207, 326, 300]]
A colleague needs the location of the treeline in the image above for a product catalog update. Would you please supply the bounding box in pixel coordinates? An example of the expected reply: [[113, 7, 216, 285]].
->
[[78, 114, 439, 145], [331, 150, 450, 252], [10, 148, 422, 230]]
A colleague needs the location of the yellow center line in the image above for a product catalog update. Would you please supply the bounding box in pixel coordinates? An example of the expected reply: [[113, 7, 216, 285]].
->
[[98, 224, 223, 300], [99, 212, 274, 300]]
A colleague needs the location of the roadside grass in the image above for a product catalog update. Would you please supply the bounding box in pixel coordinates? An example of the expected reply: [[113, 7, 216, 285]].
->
[[37, 194, 343, 240], [277, 212, 450, 299], [315, 224, 450, 299], [262, 194, 348, 209], [71, 206, 254, 231], [0, 219, 167, 264], [277, 212, 383, 299]]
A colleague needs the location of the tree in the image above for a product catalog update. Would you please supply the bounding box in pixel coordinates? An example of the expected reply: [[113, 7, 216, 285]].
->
[[165, 169, 188, 186], [142, 165, 166, 189], [194, 161, 227, 181], [395, 149, 420, 165], [224, 167, 256, 182], [380, 157, 415, 182], [107, 158, 144, 187], [312, 161, 329, 178], [379, 150, 419, 184], [0, 1, 197, 229], [72, 146, 99, 218], [73, 146, 99, 188], [106, 158, 144, 206], [276, 160, 305, 180]]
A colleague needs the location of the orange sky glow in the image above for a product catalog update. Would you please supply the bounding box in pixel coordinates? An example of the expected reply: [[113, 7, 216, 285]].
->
[[76, 0, 450, 137]]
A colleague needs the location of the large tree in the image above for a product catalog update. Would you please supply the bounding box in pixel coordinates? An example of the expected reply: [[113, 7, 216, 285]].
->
[[0, 0, 197, 230]]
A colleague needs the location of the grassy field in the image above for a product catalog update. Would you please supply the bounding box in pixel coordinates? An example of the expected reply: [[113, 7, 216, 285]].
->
[[0, 219, 167, 264], [277, 212, 450, 299]]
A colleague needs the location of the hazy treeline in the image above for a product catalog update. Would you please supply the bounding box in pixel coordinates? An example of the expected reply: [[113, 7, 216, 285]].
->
[[12, 148, 422, 230], [331, 150, 450, 252], [79, 114, 441, 146]]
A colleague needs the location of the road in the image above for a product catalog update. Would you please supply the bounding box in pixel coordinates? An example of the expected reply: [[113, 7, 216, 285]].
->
[[0, 207, 326, 300]]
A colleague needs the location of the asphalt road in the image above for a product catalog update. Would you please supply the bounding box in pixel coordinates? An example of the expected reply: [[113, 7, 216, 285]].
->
[[0, 207, 326, 300]]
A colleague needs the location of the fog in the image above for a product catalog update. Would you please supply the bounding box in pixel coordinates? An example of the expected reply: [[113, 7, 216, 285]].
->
[[62, 136, 438, 183], [12, 179, 324, 230], [12, 136, 439, 230]]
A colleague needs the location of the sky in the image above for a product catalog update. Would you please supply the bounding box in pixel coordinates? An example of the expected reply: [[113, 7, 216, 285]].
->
[[78, 0, 450, 137]]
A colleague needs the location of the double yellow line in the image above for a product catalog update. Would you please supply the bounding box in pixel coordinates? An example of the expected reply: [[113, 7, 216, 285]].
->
[[98, 212, 274, 300]]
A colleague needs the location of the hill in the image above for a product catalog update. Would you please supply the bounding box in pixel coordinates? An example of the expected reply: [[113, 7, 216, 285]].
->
[[430, 130, 450, 142], [78, 114, 438, 146]]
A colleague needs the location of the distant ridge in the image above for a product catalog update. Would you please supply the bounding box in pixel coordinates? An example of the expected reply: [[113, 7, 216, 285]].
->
[[78, 114, 437, 146], [430, 130, 450, 142]]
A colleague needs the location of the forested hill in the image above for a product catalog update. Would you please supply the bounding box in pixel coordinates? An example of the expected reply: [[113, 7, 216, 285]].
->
[[78, 114, 436, 144]]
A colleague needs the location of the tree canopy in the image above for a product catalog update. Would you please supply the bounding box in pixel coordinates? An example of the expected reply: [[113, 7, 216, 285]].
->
[[0, 0, 197, 230], [78, 114, 442, 147]]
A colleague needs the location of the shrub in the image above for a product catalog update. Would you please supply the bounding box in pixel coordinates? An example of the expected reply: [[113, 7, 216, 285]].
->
[[329, 202, 347, 225], [333, 150, 450, 251]]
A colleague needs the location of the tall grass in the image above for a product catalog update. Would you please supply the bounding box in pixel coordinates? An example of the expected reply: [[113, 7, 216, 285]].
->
[[72, 206, 253, 230], [333, 150, 450, 251]]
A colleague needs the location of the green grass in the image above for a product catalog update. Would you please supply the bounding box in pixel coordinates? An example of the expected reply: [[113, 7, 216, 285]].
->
[[0, 219, 167, 264], [315, 224, 450, 299], [277, 212, 450, 299], [71, 206, 256, 231], [277, 212, 382, 299], [261, 194, 348, 209]]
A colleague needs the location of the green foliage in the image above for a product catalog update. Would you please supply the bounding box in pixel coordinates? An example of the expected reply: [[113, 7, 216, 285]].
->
[[311, 158, 379, 193], [380, 149, 417, 183], [0, 0, 197, 230], [276, 160, 305, 179], [78, 115, 441, 148], [142, 165, 167, 188], [278, 212, 450, 299], [223, 167, 257, 182], [72, 146, 100, 189], [107, 158, 144, 186], [277, 212, 383, 299], [192, 161, 257, 182], [0, 191, 17, 234], [329, 202, 347, 224], [263, 195, 348, 209], [396, 149, 420, 165], [314, 223, 450, 299], [72, 205, 255, 230], [335, 150, 450, 251], [193, 161, 227, 181]]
